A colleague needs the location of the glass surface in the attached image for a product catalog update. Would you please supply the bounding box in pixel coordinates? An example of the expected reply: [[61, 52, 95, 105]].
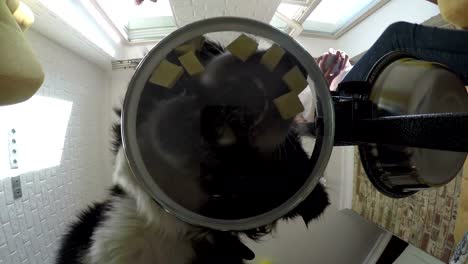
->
[[133, 35, 320, 219], [270, 15, 289, 33], [96, 0, 176, 41], [304, 0, 381, 34], [277, 3, 303, 20]]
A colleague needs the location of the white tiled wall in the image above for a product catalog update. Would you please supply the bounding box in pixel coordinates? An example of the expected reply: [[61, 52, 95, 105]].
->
[[0, 30, 113, 264]]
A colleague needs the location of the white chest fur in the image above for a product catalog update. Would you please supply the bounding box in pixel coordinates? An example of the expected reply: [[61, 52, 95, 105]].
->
[[83, 149, 200, 264], [84, 196, 194, 264]]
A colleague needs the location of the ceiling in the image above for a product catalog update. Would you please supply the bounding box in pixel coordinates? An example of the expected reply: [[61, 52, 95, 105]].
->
[[272, 0, 390, 38], [94, 0, 390, 43], [23, 0, 393, 66], [94, 0, 281, 43]]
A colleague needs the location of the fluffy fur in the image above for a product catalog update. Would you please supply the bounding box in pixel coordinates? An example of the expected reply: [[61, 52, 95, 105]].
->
[[56, 39, 330, 264]]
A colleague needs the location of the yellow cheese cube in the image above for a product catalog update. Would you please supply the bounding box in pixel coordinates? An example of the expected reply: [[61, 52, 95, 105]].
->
[[273, 92, 304, 120], [282, 66, 308, 94], [178, 51, 205, 76], [226, 34, 258, 62], [260, 44, 285, 71], [175, 36, 205, 54], [149, 60, 184, 89]]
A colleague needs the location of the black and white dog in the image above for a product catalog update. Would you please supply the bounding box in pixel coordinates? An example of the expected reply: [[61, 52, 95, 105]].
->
[[55, 39, 329, 264]]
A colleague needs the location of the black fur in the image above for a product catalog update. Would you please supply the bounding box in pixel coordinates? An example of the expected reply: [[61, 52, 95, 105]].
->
[[111, 108, 122, 155], [57, 38, 329, 264], [56, 186, 126, 264], [115, 38, 329, 259]]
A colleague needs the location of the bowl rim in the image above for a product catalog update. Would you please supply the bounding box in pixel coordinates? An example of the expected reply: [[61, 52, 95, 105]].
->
[[121, 16, 335, 231]]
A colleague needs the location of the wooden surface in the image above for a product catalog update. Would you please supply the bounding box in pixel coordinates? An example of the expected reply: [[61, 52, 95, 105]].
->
[[453, 159, 468, 245], [352, 148, 464, 263]]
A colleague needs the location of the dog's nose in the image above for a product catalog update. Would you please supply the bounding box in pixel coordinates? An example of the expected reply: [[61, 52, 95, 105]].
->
[[217, 125, 236, 146]]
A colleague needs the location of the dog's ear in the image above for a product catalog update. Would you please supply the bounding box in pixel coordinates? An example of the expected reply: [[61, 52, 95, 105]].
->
[[284, 183, 330, 226]]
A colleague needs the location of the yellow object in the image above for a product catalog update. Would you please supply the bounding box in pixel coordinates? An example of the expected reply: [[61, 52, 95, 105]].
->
[[260, 44, 285, 72], [226, 34, 258, 62], [259, 259, 273, 264], [282, 66, 308, 94], [149, 60, 184, 88], [273, 92, 304, 120], [13, 2, 35, 31], [0, 0, 44, 106], [6, 0, 19, 13], [438, 0, 468, 28], [175, 36, 205, 54], [178, 51, 205, 76]]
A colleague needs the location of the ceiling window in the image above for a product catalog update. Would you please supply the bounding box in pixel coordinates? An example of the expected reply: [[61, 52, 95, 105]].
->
[[271, 0, 389, 38], [278, 3, 304, 20], [96, 0, 177, 43]]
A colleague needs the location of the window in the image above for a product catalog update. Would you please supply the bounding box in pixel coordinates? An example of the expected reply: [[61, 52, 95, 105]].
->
[[271, 0, 389, 38], [278, 3, 304, 20], [96, 0, 177, 43]]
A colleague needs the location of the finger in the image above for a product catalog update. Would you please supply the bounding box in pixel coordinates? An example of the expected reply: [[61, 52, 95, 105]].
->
[[343, 54, 349, 69], [333, 51, 341, 66], [319, 54, 329, 71], [338, 54, 346, 71], [334, 54, 343, 73], [324, 67, 335, 83], [335, 50, 341, 61], [316, 55, 323, 64]]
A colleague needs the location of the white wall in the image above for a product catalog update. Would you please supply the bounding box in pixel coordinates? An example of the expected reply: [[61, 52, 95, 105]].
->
[[23, 0, 116, 69], [294, 0, 440, 59], [338, 0, 440, 57], [114, 43, 156, 61], [247, 209, 385, 264], [296, 36, 339, 57], [0, 30, 113, 264], [109, 69, 135, 117], [244, 141, 375, 264]]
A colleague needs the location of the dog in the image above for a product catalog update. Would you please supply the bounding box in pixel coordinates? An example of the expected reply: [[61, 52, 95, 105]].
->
[[55, 38, 330, 264]]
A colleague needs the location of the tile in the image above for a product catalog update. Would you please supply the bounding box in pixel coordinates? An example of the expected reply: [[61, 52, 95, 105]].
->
[[0, 31, 111, 263], [352, 152, 464, 261]]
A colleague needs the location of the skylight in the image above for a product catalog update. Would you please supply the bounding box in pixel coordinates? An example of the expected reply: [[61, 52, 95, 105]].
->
[[304, 0, 386, 35], [271, 0, 389, 38], [271, 14, 289, 32], [277, 3, 303, 20], [96, 0, 177, 43]]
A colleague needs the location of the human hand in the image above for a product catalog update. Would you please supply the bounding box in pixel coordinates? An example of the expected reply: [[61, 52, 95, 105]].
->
[[316, 49, 350, 85], [135, 0, 157, 5]]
